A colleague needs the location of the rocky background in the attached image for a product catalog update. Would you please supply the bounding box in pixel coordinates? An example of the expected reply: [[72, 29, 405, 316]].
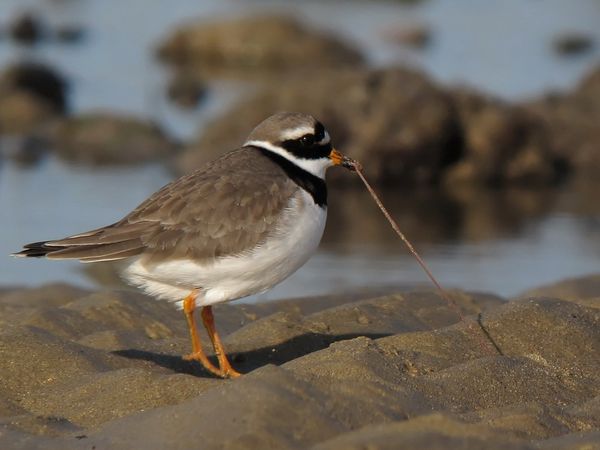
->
[[1, 13, 599, 185], [1, 1, 600, 449]]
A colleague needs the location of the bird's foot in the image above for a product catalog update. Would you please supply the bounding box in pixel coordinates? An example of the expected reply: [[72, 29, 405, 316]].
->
[[220, 366, 242, 379], [183, 352, 241, 379], [183, 352, 222, 377]]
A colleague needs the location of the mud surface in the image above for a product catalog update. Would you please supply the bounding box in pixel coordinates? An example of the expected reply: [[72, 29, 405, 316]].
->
[[0, 277, 598, 449]]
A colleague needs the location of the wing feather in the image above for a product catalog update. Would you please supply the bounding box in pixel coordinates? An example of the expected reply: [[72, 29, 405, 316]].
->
[[15, 148, 298, 263]]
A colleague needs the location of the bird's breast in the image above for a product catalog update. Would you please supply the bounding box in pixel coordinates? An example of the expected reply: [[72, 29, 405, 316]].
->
[[123, 189, 327, 306]]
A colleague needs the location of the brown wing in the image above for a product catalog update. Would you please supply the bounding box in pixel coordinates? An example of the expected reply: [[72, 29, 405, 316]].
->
[[15, 148, 298, 263]]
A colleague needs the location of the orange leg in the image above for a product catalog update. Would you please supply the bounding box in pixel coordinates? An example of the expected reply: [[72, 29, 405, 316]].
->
[[201, 305, 241, 378], [182, 290, 222, 377]]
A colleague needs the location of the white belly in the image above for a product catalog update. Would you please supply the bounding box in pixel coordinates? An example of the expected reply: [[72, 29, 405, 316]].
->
[[122, 191, 327, 307]]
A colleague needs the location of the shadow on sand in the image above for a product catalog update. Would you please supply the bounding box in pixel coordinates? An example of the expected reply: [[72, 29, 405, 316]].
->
[[113, 332, 391, 378]]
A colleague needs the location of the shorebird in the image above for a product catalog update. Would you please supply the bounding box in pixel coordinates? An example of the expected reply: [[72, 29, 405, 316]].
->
[[14, 112, 355, 378]]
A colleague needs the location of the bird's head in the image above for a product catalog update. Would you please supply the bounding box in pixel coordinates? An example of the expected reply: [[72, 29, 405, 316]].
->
[[244, 112, 356, 178]]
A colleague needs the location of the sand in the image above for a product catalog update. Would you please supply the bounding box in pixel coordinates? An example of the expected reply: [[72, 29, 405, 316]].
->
[[0, 276, 598, 449]]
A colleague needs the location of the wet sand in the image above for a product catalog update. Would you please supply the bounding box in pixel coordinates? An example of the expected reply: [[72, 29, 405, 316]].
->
[[0, 276, 598, 449]]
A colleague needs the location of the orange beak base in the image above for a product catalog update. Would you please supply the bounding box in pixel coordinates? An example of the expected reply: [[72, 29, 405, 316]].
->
[[329, 149, 357, 170]]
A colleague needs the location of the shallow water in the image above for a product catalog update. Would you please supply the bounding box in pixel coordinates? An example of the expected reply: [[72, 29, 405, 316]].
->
[[1, 0, 600, 300], [3, 156, 599, 300]]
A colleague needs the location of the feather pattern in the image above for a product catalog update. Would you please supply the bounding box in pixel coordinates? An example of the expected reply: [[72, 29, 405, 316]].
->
[[14, 147, 299, 263]]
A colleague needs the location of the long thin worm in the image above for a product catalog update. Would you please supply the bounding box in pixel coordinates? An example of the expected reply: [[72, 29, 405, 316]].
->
[[344, 157, 498, 355]]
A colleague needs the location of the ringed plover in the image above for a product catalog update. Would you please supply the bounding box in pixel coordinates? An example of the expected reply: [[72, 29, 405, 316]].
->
[[14, 112, 355, 378]]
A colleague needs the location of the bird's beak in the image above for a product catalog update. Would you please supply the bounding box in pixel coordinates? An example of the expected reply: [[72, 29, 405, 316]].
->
[[329, 149, 357, 171]]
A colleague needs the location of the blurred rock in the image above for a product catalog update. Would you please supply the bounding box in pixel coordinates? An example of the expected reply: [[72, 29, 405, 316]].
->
[[525, 65, 600, 180], [167, 71, 207, 109], [177, 63, 600, 185], [517, 273, 600, 308], [313, 415, 531, 450], [177, 68, 462, 184], [2, 63, 68, 112], [7, 12, 86, 46], [0, 285, 498, 439], [324, 183, 559, 253], [157, 15, 363, 78], [51, 112, 178, 165], [444, 89, 564, 185], [0, 283, 91, 329], [8, 13, 43, 45], [553, 32, 594, 56], [53, 24, 86, 44], [80, 263, 130, 291], [0, 134, 49, 166], [0, 62, 67, 134], [0, 90, 57, 135], [579, 64, 600, 95], [393, 0, 430, 4], [383, 23, 432, 49], [176, 67, 566, 186]]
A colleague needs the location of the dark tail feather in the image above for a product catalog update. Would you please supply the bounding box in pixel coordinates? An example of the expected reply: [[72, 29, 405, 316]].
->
[[46, 240, 142, 261], [13, 241, 57, 258], [13, 221, 150, 262], [13, 239, 143, 262]]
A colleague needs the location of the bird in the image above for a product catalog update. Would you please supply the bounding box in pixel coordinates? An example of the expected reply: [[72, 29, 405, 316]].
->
[[14, 112, 355, 378]]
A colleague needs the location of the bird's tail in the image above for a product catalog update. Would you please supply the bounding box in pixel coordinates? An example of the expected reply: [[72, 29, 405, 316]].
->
[[12, 224, 145, 263]]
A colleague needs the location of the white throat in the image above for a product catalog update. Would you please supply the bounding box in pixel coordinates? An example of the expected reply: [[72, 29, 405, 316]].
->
[[244, 140, 332, 179]]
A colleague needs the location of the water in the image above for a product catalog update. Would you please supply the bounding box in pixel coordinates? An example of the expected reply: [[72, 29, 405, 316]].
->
[[1, 0, 600, 299], [2, 0, 599, 136]]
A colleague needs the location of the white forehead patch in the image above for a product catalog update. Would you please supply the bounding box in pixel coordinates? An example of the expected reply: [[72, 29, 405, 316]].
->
[[280, 126, 315, 141], [318, 130, 330, 145]]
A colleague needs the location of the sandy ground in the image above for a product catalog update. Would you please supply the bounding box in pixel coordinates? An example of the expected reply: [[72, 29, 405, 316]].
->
[[0, 276, 598, 449]]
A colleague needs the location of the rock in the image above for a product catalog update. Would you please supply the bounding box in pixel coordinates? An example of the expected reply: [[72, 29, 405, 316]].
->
[[53, 25, 86, 44], [0, 287, 214, 433], [166, 71, 207, 109], [393, 0, 430, 4], [525, 65, 600, 180], [383, 23, 432, 49], [578, 65, 600, 96], [0, 278, 599, 450], [8, 13, 44, 45], [221, 290, 503, 373], [1, 63, 67, 113], [517, 273, 600, 308], [0, 134, 49, 166], [7, 12, 85, 46], [444, 89, 564, 185], [312, 414, 533, 450], [176, 67, 566, 186], [321, 183, 560, 259], [176, 67, 463, 185], [14, 292, 593, 450], [0, 283, 499, 442], [1, 273, 599, 450], [51, 112, 178, 165], [0, 92, 56, 135], [157, 15, 363, 78], [0, 62, 67, 134], [538, 429, 600, 450], [553, 32, 594, 56], [0, 283, 90, 329]]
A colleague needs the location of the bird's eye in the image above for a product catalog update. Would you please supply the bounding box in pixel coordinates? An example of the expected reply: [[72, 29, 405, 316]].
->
[[300, 135, 314, 147]]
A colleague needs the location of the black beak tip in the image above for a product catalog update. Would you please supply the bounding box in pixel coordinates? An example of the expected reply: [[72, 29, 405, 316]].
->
[[342, 157, 359, 171]]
